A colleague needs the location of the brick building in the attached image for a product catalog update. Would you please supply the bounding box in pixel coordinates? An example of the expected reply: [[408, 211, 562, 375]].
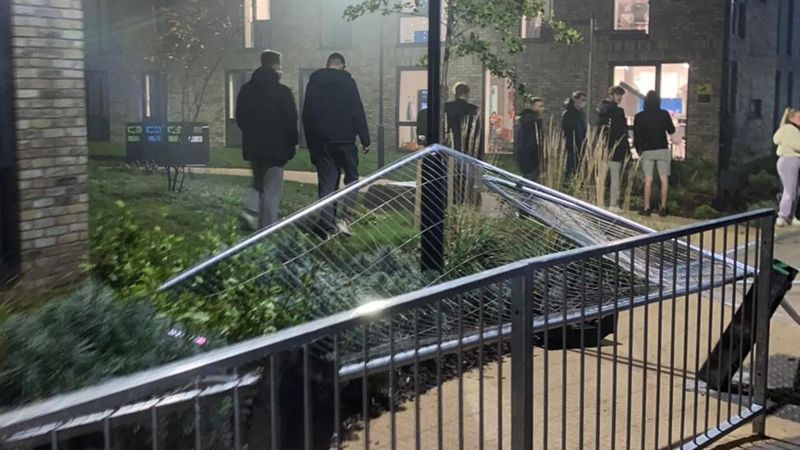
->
[[83, 0, 798, 193], [0, 0, 89, 289]]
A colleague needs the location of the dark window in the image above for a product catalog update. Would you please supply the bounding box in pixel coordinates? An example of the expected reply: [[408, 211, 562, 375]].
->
[[730, 62, 739, 114], [731, 0, 739, 36], [321, 0, 352, 49], [789, 71, 795, 108], [788, 0, 795, 55], [748, 99, 763, 119], [777, 0, 783, 54], [86, 71, 110, 141], [738, 1, 747, 38], [774, 71, 783, 129]]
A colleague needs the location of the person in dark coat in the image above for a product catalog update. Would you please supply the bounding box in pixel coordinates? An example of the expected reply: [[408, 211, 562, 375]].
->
[[634, 90, 676, 217], [302, 53, 370, 236], [235, 50, 298, 228], [445, 83, 483, 159], [562, 91, 587, 180], [597, 85, 631, 212], [515, 98, 545, 182]]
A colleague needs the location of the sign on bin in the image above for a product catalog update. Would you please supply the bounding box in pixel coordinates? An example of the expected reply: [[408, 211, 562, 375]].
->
[[125, 122, 210, 166]]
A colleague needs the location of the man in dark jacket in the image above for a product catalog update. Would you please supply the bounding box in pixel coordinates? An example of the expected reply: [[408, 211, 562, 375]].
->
[[562, 91, 587, 180], [515, 98, 545, 182], [236, 50, 298, 228], [597, 86, 630, 212], [303, 53, 370, 236], [445, 83, 482, 158], [634, 90, 676, 217]]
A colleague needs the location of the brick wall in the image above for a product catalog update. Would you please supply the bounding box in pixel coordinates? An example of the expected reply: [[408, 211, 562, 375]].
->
[[10, 0, 88, 289]]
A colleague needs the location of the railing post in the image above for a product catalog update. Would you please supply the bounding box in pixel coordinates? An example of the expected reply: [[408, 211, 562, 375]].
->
[[752, 214, 775, 436], [511, 271, 534, 450]]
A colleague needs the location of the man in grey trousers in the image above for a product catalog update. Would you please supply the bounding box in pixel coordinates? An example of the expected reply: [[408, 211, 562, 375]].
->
[[236, 50, 298, 228]]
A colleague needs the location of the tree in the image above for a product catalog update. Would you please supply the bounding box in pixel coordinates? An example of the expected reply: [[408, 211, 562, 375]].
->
[[343, 0, 582, 102], [151, 0, 239, 122]]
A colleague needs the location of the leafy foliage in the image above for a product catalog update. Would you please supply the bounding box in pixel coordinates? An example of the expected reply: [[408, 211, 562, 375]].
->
[[344, 0, 582, 100], [0, 283, 210, 408]]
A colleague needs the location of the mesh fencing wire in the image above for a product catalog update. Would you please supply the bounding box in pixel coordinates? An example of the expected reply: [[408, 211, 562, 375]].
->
[[159, 146, 747, 365]]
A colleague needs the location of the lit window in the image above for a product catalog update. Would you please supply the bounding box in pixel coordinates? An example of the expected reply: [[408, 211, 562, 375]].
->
[[399, 0, 448, 44], [142, 71, 166, 121], [521, 0, 551, 39], [484, 71, 515, 154], [244, 0, 270, 48], [397, 69, 428, 151], [614, 0, 650, 33]]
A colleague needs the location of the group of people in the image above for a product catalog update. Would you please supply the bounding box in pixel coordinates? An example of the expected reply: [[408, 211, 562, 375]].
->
[[513, 85, 677, 216], [236, 50, 369, 236]]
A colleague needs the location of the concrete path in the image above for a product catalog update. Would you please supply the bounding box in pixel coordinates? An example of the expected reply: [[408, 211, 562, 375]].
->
[[189, 167, 319, 184]]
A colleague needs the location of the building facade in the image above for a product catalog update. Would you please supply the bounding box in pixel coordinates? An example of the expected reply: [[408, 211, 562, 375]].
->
[[84, 0, 798, 192], [0, 0, 90, 290]]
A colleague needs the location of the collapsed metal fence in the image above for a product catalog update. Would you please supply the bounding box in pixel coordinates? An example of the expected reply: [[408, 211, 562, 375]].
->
[[0, 208, 777, 449]]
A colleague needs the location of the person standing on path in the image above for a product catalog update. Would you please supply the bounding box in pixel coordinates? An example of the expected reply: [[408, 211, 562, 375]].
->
[[773, 107, 800, 227], [236, 50, 298, 228], [303, 53, 370, 237], [562, 91, 587, 181], [515, 98, 545, 182], [597, 85, 631, 213], [634, 91, 676, 217]]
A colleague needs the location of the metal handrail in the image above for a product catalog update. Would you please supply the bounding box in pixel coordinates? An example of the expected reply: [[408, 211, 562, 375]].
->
[[0, 208, 774, 438]]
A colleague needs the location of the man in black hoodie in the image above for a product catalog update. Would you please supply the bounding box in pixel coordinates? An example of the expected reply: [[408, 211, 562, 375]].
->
[[515, 98, 545, 182], [445, 83, 482, 158], [562, 91, 587, 180], [597, 85, 631, 212], [236, 50, 298, 228], [303, 53, 370, 236]]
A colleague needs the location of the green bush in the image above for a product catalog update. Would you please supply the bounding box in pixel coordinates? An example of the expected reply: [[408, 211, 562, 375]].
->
[[692, 205, 722, 220], [0, 283, 211, 408]]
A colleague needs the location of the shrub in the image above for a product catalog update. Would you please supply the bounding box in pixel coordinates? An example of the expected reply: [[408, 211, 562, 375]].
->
[[693, 205, 722, 220], [0, 283, 211, 408]]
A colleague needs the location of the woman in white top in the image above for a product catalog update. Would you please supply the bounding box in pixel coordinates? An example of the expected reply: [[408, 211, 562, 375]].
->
[[773, 107, 800, 227]]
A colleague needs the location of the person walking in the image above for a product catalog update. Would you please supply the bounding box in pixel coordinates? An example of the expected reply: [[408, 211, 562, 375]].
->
[[303, 53, 370, 237], [445, 83, 482, 158], [634, 91, 676, 217], [562, 91, 587, 180], [515, 98, 545, 182], [773, 107, 800, 227], [597, 86, 630, 213], [236, 50, 298, 228]]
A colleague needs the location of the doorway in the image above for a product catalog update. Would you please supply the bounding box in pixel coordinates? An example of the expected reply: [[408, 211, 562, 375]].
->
[[85, 70, 110, 141]]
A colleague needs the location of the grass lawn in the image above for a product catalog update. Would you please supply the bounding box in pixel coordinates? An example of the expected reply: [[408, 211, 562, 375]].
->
[[89, 142, 410, 175]]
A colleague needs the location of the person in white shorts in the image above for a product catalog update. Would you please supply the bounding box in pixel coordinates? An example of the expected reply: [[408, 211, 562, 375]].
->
[[634, 91, 676, 217]]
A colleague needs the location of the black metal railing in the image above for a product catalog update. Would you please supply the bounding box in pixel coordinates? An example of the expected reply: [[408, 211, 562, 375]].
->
[[0, 209, 776, 449]]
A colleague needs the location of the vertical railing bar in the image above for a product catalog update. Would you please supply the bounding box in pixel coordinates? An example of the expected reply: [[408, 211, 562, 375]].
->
[[50, 429, 58, 450], [436, 300, 443, 450], [680, 234, 693, 444], [729, 223, 739, 418], [511, 272, 534, 450], [737, 222, 749, 414], [334, 335, 342, 450], [103, 417, 111, 450], [543, 269, 551, 450], [151, 404, 158, 450], [389, 318, 397, 450], [194, 380, 202, 450], [304, 344, 313, 450], [233, 368, 242, 450], [641, 243, 651, 450], [625, 246, 636, 450], [611, 251, 620, 450], [561, 270, 568, 450], [414, 309, 421, 450], [458, 294, 465, 450], [579, 260, 586, 450], [718, 225, 729, 426], [668, 237, 679, 448], [270, 354, 279, 450], [705, 228, 717, 435], [749, 223, 761, 410], [595, 256, 603, 450], [655, 240, 665, 450], [479, 287, 486, 450], [753, 215, 775, 435], [362, 324, 370, 450], [693, 231, 705, 444], [498, 282, 504, 450]]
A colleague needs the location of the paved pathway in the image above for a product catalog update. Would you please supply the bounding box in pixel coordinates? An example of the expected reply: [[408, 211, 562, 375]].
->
[[189, 167, 319, 184]]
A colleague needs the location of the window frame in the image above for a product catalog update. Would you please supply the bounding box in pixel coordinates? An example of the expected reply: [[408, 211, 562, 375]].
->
[[395, 66, 429, 150], [612, 0, 651, 34], [244, 0, 271, 49], [520, 0, 552, 41]]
